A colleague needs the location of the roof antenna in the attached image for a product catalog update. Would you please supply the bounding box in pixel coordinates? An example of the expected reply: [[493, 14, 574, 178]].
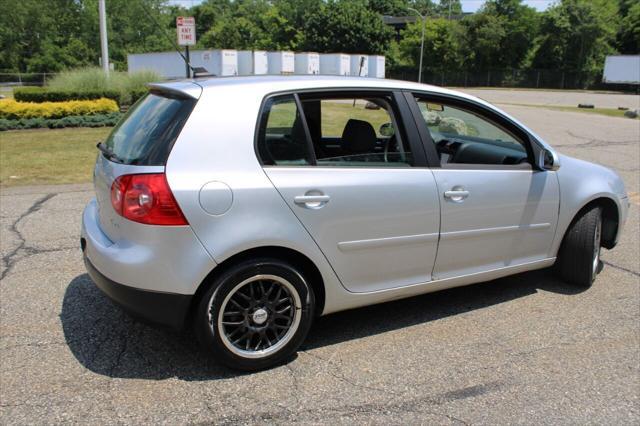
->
[[137, 0, 198, 77]]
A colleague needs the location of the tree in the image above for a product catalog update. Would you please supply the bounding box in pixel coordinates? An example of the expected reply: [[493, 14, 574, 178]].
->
[[435, 0, 462, 17], [399, 18, 465, 70], [199, 0, 303, 50], [617, 0, 640, 53], [530, 0, 619, 74], [301, 0, 393, 54], [461, 12, 506, 70], [479, 0, 539, 68]]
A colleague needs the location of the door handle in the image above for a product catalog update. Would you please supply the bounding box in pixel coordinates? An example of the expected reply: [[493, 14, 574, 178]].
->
[[294, 194, 330, 209], [444, 189, 469, 202]]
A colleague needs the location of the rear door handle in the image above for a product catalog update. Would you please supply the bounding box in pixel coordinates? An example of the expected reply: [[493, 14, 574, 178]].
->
[[294, 194, 330, 209], [444, 189, 469, 202]]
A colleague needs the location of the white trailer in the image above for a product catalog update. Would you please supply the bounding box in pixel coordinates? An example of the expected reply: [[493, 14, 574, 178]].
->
[[350, 54, 368, 77], [267, 51, 295, 74], [294, 52, 320, 75], [128, 51, 186, 79], [200, 49, 238, 76], [319, 53, 351, 76], [128, 49, 237, 78], [603, 55, 640, 84], [368, 55, 385, 78], [237, 50, 268, 75]]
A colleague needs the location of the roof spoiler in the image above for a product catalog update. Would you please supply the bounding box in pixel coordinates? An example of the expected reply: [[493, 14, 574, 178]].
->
[[147, 82, 202, 100]]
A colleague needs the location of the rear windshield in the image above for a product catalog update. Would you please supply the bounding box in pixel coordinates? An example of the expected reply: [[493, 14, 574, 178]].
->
[[104, 92, 196, 165]]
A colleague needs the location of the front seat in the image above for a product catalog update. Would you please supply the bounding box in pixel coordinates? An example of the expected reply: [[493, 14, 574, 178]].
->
[[341, 119, 377, 159]]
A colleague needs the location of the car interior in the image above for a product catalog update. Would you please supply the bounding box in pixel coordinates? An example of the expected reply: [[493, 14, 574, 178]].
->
[[259, 94, 530, 167], [416, 99, 530, 166]]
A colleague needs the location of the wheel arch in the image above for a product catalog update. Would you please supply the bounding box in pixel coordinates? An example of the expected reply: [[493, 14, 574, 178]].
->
[[188, 246, 326, 322], [562, 196, 620, 250]]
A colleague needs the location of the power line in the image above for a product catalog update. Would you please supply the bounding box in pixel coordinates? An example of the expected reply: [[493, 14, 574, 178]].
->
[[137, 0, 196, 74]]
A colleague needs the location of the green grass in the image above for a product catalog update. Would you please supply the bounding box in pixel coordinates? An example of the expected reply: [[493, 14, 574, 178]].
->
[[503, 103, 638, 119], [0, 127, 111, 187], [267, 100, 391, 136]]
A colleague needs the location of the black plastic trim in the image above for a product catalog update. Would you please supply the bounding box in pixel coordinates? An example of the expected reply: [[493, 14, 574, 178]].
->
[[84, 255, 192, 330]]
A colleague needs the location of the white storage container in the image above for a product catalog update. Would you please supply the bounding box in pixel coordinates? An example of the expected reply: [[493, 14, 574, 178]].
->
[[319, 53, 351, 76], [267, 51, 295, 74], [128, 51, 187, 79], [368, 55, 385, 78], [350, 54, 369, 77], [202, 49, 238, 76], [294, 52, 320, 75], [237, 50, 268, 75]]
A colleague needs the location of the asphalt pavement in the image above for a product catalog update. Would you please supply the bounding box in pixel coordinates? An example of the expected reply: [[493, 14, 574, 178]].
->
[[1, 97, 639, 424]]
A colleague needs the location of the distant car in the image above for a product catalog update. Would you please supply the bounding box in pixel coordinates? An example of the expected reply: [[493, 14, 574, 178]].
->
[[81, 76, 629, 371]]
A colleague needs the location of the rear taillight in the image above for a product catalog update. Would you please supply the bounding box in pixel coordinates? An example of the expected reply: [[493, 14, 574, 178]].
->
[[110, 173, 188, 226]]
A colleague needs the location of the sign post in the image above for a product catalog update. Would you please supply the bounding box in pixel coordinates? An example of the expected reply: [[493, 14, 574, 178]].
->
[[176, 16, 196, 78]]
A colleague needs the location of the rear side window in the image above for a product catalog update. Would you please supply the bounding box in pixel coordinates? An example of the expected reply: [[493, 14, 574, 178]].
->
[[105, 92, 196, 165], [256, 95, 312, 166]]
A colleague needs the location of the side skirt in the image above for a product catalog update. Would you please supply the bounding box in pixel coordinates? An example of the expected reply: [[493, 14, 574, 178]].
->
[[321, 257, 556, 315]]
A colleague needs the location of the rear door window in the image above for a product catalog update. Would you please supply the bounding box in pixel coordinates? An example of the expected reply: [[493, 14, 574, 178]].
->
[[256, 95, 313, 166], [104, 92, 196, 166]]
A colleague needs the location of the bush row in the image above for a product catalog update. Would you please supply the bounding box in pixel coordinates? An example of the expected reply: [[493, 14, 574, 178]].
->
[[0, 113, 122, 131], [13, 87, 148, 106], [0, 98, 119, 120], [14, 87, 119, 103]]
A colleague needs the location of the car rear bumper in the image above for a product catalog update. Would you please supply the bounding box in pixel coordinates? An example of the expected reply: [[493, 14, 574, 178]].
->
[[83, 254, 191, 330], [80, 198, 217, 329]]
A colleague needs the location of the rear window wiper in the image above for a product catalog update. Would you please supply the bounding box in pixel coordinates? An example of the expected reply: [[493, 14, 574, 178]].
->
[[96, 142, 124, 164]]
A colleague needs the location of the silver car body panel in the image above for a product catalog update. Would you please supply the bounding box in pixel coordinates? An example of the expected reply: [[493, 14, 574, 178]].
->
[[264, 167, 440, 293], [81, 75, 628, 317], [431, 168, 560, 279]]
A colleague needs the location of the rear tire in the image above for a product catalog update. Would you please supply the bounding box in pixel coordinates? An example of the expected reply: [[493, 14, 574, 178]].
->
[[556, 206, 602, 287], [194, 258, 315, 371]]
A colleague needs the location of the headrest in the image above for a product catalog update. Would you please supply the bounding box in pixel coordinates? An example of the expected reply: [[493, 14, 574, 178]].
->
[[341, 119, 377, 154]]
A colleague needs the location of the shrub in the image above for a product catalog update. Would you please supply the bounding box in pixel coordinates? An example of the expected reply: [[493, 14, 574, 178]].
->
[[46, 67, 159, 105], [0, 112, 122, 131], [14, 87, 120, 103], [0, 98, 119, 120]]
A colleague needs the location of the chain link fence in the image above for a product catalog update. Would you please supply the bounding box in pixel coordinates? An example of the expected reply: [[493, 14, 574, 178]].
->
[[388, 67, 638, 92], [0, 73, 59, 86], [1, 70, 637, 92]]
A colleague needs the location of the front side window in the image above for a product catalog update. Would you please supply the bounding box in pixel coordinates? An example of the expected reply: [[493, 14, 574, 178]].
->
[[415, 98, 529, 166], [257, 95, 312, 166]]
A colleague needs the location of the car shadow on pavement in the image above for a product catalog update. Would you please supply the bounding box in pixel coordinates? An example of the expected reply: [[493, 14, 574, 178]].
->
[[62, 269, 584, 381]]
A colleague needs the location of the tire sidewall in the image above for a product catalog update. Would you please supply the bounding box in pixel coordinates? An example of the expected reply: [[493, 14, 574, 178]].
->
[[196, 259, 315, 371], [558, 206, 602, 287]]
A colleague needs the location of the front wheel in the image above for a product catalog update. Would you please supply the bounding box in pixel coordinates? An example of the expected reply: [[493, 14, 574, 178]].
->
[[195, 258, 315, 371], [556, 206, 603, 287]]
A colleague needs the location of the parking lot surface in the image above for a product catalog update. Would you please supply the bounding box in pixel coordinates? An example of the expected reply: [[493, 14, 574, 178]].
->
[[1, 97, 639, 424], [462, 88, 640, 110]]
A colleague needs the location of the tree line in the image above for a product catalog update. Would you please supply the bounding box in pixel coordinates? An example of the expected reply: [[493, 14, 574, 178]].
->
[[0, 0, 638, 85]]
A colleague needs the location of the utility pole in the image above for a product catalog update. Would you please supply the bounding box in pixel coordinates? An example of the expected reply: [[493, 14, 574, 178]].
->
[[408, 8, 425, 84], [99, 0, 109, 76]]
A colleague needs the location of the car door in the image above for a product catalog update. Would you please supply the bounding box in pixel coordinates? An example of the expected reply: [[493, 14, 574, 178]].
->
[[258, 91, 440, 293], [408, 93, 560, 280]]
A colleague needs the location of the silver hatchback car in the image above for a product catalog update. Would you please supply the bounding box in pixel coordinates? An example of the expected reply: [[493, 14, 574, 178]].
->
[[82, 76, 628, 370]]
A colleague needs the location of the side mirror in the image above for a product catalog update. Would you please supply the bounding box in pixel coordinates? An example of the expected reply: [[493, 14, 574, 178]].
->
[[539, 148, 560, 171], [379, 123, 394, 137]]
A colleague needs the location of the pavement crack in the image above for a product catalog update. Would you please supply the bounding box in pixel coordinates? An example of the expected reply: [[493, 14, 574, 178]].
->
[[285, 363, 303, 403], [602, 260, 640, 277], [553, 131, 638, 149], [1, 193, 56, 281], [302, 350, 398, 396]]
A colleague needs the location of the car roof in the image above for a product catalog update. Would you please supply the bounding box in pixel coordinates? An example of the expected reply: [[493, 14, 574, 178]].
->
[[149, 75, 478, 102]]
